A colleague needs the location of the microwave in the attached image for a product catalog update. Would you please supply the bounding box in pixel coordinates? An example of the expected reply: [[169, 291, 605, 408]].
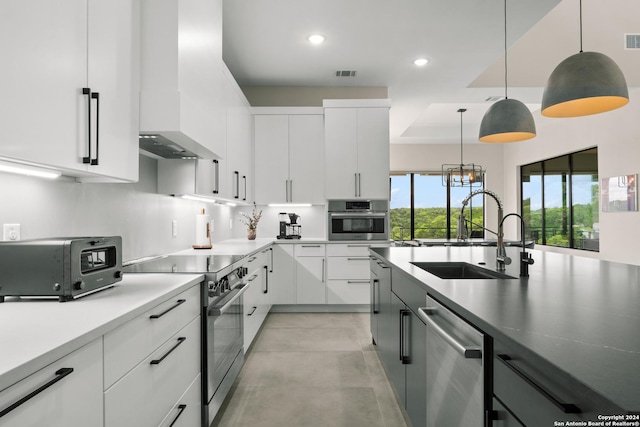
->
[[328, 199, 389, 241]]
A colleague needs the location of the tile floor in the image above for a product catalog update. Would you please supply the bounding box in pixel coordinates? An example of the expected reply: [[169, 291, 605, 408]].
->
[[212, 312, 410, 427]]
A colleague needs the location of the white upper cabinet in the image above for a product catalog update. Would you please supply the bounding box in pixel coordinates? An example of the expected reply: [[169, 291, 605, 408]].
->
[[223, 66, 253, 203], [324, 100, 391, 199], [254, 110, 324, 205], [139, 0, 225, 159], [0, 0, 140, 182]]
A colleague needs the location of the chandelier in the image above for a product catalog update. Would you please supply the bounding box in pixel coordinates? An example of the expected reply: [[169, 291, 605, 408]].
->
[[441, 108, 484, 187]]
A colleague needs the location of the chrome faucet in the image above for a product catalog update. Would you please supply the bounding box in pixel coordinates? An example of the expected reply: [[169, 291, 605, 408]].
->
[[458, 189, 507, 271], [499, 213, 534, 277]]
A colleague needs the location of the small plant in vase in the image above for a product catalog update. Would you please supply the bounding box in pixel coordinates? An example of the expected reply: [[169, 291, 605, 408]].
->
[[239, 203, 262, 240]]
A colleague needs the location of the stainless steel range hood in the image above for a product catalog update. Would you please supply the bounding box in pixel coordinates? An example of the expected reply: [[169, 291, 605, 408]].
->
[[139, 133, 211, 160]]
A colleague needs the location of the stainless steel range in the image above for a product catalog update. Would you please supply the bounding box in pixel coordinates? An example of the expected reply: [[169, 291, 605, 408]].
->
[[123, 254, 246, 426]]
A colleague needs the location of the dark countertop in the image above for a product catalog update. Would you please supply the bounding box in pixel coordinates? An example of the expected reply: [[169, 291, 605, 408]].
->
[[370, 246, 640, 413]]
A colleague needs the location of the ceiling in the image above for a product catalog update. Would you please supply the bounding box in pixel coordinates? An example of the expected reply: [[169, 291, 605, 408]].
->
[[222, 0, 640, 145]]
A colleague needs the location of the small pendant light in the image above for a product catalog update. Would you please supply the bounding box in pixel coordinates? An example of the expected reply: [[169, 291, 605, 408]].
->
[[479, 0, 536, 143], [541, 0, 629, 117], [442, 109, 484, 187]]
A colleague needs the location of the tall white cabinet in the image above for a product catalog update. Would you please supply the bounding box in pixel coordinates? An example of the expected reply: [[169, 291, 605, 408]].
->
[[0, 0, 140, 182], [324, 100, 391, 199], [253, 109, 324, 205]]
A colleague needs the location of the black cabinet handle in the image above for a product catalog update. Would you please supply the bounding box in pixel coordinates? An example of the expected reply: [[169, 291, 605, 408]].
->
[[82, 88, 92, 164], [263, 265, 269, 294], [399, 309, 411, 364], [234, 171, 239, 198], [0, 367, 73, 418], [150, 337, 186, 365], [247, 306, 257, 316], [212, 160, 219, 194], [149, 299, 186, 319], [90, 91, 100, 165], [270, 247, 273, 273], [496, 354, 581, 414], [371, 279, 379, 314], [168, 404, 187, 427], [242, 175, 247, 201]]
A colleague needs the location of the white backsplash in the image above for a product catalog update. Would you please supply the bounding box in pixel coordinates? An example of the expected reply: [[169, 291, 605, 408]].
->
[[0, 155, 328, 261]]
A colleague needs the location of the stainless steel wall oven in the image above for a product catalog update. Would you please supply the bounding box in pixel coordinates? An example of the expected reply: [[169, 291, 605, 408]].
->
[[328, 199, 389, 241]]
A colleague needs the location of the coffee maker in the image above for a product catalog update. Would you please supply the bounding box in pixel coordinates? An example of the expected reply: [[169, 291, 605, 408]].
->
[[277, 213, 302, 239]]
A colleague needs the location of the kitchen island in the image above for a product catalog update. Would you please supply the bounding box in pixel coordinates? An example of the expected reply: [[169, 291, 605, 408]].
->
[[370, 245, 640, 425]]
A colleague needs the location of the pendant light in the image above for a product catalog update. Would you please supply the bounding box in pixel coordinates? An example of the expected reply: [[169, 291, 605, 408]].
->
[[541, 0, 629, 117], [442, 109, 484, 187], [479, 0, 536, 143]]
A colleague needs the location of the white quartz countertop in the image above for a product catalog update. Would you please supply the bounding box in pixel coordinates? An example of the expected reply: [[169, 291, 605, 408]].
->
[[0, 273, 203, 392]]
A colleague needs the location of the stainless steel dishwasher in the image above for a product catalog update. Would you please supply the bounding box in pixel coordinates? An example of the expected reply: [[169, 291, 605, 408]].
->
[[418, 295, 486, 427]]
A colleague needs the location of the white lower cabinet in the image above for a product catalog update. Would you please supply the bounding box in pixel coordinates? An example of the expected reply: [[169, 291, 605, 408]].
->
[[0, 338, 103, 427], [103, 284, 201, 427], [104, 317, 200, 427], [243, 248, 272, 350], [295, 244, 326, 304], [157, 374, 202, 427], [326, 243, 388, 304], [270, 244, 295, 304]]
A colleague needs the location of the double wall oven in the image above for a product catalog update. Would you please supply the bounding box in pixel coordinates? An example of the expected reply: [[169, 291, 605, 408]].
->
[[123, 254, 247, 426], [328, 199, 389, 241]]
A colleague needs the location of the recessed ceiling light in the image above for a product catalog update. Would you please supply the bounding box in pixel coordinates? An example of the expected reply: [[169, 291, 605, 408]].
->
[[414, 58, 429, 66], [308, 34, 325, 45]]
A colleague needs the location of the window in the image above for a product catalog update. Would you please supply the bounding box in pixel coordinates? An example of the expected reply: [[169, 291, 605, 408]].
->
[[521, 147, 599, 251], [390, 172, 483, 241]]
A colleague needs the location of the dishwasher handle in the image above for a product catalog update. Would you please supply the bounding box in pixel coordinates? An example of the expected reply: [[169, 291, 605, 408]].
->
[[419, 307, 482, 359]]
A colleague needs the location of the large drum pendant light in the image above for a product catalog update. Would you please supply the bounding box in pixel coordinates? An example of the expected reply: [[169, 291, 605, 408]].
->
[[541, 0, 629, 118], [479, 0, 536, 143]]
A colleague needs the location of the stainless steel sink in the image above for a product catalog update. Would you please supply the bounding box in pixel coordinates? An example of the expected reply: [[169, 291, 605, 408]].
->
[[410, 262, 515, 280]]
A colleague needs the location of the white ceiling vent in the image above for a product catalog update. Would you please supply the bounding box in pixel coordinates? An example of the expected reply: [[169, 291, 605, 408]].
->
[[335, 70, 357, 77], [625, 34, 640, 49]]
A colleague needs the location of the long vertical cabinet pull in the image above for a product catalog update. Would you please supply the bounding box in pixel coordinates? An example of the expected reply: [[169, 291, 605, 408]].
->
[[357, 173, 361, 197], [0, 368, 74, 418], [371, 279, 379, 314], [321, 258, 325, 283], [234, 171, 240, 199], [354, 173, 358, 197], [263, 265, 269, 294], [242, 175, 247, 201], [269, 247, 273, 273], [399, 309, 411, 364], [90, 92, 100, 165], [212, 160, 219, 194], [82, 88, 92, 164]]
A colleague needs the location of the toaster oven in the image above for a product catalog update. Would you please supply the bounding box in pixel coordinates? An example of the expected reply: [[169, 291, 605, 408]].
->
[[0, 236, 123, 302]]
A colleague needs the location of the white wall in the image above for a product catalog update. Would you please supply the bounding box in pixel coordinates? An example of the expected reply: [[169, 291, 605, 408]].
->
[[502, 88, 640, 265], [0, 155, 235, 261]]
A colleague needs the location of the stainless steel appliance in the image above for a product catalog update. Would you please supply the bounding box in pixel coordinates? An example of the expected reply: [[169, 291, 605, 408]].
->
[[123, 254, 246, 426], [418, 295, 486, 427], [0, 236, 123, 302], [328, 199, 388, 241], [277, 212, 302, 239]]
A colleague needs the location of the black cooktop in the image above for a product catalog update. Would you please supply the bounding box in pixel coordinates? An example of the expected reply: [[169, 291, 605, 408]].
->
[[123, 254, 243, 279]]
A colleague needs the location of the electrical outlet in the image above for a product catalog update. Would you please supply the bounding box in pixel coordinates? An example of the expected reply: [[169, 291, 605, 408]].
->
[[3, 224, 21, 241], [171, 220, 178, 238]]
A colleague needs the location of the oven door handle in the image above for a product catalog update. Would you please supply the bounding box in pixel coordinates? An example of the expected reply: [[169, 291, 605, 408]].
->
[[329, 212, 387, 218], [207, 284, 249, 316]]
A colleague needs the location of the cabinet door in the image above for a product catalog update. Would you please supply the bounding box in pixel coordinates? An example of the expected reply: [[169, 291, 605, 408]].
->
[[0, 339, 103, 427], [356, 107, 390, 199], [85, 0, 139, 182], [381, 292, 406, 404], [327, 279, 370, 304], [158, 374, 202, 427], [289, 114, 324, 203], [243, 269, 262, 350], [254, 115, 290, 204], [296, 256, 326, 304], [324, 108, 359, 199], [224, 70, 252, 202], [0, 0, 88, 172], [270, 244, 296, 304], [326, 256, 371, 280], [406, 311, 427, 427]]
